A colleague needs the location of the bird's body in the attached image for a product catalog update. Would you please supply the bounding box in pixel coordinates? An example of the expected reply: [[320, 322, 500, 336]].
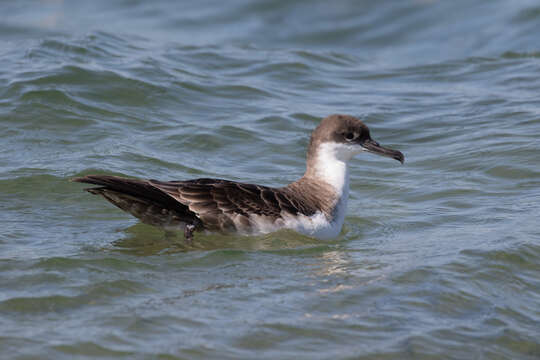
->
[[73, 115, 404, 241]]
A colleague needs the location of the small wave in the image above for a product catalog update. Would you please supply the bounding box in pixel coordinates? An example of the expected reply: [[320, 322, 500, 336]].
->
[[53, 342, 134, 357], [501, 51, 540, 59]]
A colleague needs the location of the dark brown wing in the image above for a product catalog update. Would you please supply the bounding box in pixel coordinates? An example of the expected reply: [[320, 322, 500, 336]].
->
[[149, 178, 316, 233]]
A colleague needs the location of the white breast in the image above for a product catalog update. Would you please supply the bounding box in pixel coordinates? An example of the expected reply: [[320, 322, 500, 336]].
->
[[283, 204, 347, 240], [245, 141, 353, 240], [245, 208, 345, 240]]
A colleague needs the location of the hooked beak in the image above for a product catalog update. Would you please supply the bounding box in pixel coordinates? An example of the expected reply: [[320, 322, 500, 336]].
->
[[361, 138, 404, 164]]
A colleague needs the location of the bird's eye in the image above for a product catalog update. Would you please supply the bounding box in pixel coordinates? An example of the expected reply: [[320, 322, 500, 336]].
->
[[345, 132, 355, 141]]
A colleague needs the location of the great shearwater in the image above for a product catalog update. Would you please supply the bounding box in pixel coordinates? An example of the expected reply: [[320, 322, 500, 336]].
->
[[72, 115, 404, 242]]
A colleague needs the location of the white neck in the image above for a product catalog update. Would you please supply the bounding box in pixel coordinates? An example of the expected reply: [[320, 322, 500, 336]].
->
[[310, 142, 354, 226], [312, 142, 350, 198]]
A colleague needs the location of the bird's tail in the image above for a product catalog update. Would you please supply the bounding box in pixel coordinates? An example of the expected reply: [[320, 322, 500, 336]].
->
[[71, 175, 197, 228]]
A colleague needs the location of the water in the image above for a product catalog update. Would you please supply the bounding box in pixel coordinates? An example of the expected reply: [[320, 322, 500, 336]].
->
[[1, 0, 540, 358]]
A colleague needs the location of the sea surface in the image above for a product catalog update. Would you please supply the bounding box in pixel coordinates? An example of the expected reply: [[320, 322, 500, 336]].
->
[[1, 1, 539, 359]]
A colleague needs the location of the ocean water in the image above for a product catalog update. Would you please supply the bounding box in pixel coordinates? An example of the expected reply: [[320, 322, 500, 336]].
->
[[1, 0, 539, 359]]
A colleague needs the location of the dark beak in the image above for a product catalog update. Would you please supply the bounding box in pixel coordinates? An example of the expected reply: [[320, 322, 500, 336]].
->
[[361, 138, 405, 164]]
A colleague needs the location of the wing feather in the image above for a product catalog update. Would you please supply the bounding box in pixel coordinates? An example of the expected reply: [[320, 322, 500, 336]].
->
[[149, 178, 312, 233]]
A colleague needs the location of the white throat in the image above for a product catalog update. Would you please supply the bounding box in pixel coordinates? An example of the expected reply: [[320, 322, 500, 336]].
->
[[311, 141, 363, 195], [309, 141, 362, 230], [312, 142, 352, 197]]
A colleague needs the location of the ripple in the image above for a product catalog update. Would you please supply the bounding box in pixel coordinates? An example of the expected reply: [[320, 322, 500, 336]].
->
[[0, 294, 84, 313], [0, 279, 151, 314], [234, 61, 311, 78], [174, 80, 274, 99], [485, 165, 540, 180], [28, 38, 113, 61], [32, 256, 156, 272], [502, 51, 540, 59], [461, 243, 540, 271], [53, 342, 134, 357], [512, 6, 540, 23]]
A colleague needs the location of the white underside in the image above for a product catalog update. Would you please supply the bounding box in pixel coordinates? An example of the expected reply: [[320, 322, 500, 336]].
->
[[167, 210, 345, 240], [239, 206, 345, 240]]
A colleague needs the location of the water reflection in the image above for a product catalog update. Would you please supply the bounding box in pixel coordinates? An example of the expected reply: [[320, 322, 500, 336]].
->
[[313, 248, 390, 294], [316, 250, 352, 276], [112, 223, 324, 255]]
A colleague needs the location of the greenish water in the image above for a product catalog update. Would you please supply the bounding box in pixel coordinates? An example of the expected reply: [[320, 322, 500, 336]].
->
[[1, 1, 540, 359]]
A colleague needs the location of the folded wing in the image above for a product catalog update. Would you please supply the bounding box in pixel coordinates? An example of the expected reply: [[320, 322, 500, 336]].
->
[[149, 178, 315, 233]]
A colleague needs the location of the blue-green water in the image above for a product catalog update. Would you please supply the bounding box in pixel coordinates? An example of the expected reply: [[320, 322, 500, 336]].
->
[[1, 1, 540, 359]]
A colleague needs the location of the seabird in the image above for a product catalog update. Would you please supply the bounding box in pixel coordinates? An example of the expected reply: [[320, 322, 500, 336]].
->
[[72, 114, 404, 242]]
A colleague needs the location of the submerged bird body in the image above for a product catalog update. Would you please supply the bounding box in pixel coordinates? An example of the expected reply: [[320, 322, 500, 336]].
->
[[73, 115, 404, 240]]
